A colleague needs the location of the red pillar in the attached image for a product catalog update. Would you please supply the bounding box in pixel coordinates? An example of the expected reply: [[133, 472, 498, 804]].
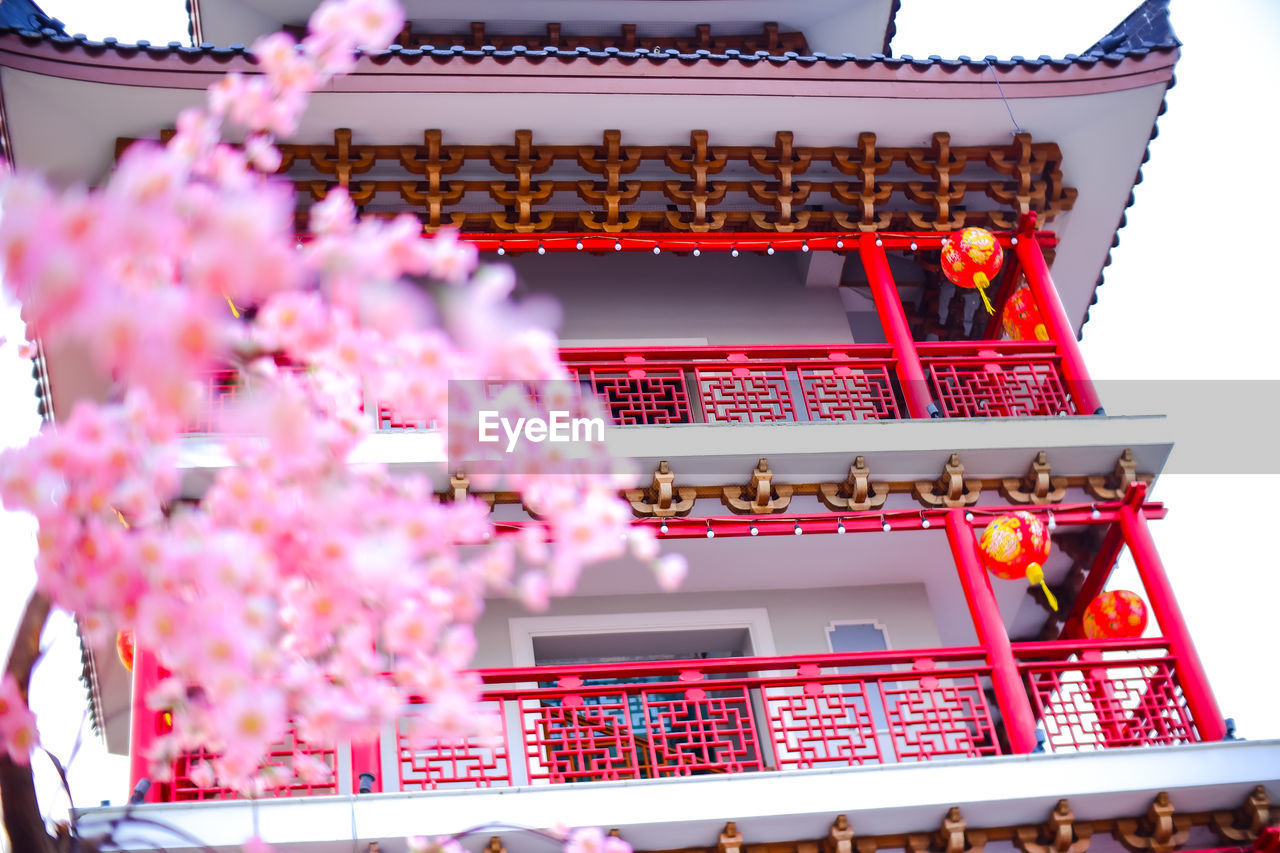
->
[[945, 509, 1039, 753], [128, 647, 163, 803], [1118, 483, 1227, 741], [860, 238, 936, 419], [1014, 215, 1104, 415]]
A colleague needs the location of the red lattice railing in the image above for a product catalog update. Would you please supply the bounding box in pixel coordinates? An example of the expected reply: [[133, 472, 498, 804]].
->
[[560, 345, 902, 425], [919, 341, 1076, 418], [190, 342, 1088, 432], [1015, 639, 1198, 752], [168, 725, 340, 801], [152, 640, 1204, 801]]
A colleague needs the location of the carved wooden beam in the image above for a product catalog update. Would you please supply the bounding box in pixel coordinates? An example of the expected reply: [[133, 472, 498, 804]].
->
[[826, 816, 855, 853], [626, 461, 696, 517], [723, 458, 793, 513], [915, 454, 982, 507], [443, 472, 495, 508], [719, 822, 744, 853], [819, 456, 888, 510], [911, 807, 986, 853], [1001, 451, 1069, 505]]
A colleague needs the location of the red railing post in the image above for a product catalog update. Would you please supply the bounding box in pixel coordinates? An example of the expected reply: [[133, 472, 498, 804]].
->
[[128, 647, 163, 803], [1118, 482, 1227, 741], [1014, 214, 1104, 415], [350, 739, 383, 793], [859, 238, 937, 419], [945, 509, 1040, 753]]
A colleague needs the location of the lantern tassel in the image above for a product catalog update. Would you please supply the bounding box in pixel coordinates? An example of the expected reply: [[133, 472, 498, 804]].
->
[[1026, 563, 1058, 611], [973, 272, 995, 315]]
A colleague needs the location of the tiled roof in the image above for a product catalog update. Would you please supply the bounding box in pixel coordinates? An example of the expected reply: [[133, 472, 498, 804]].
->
[[0, 23, 1177, 71], [0, 0, 62, 34]]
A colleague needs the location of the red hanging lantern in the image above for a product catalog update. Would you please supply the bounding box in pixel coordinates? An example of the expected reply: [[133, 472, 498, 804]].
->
[[115, 629, 135, 673], [1082, 590, 1149, 639], [978, 511, 1057, 610], [1002, 285, 1048, 341], [941, 227, 1004, 314]]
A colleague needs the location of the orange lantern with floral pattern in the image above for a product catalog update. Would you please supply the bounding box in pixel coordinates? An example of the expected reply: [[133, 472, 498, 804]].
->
[[115, 629, 135, 672], [978, 511, 1057, 610], [941, 227, 1004, 314], [1002, 285, 1049, 341], [1082, 590, 1149, 639]]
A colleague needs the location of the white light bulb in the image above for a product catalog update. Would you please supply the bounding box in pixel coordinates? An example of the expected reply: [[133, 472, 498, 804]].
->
[[653, 245, 661, 254], [614, 241, 622, 251], [537, 244, 546, 255], [835, 239, 844, 249], [1091, 507, 1101, 520], [794, 523, 803, 535], [576, 240, 584, 250], [882, 521, 891, 533], [706, 527, 715, 539], [965, 512, 974, 522], [766, 246, 775, 255], [496, 246, 506, 256], [875, 238, 883, 247], [801, 241, 810, 253], [693, 247, 701, 257], [731, 248, 739, 257], [659, 522, 668, 534], [749, 524, 758, 536], [909, 241, 918, 251], [922, 518, 931, 529], [837, 521, 846, 534]]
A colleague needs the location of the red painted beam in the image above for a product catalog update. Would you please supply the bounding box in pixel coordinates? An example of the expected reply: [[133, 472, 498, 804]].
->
[[294, 231, 1060, 253], [1060, 521, 1129, 640]]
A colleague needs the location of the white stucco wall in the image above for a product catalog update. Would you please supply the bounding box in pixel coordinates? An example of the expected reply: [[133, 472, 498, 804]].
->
[[501, 252, 856, 346], [474, 582, 941, 668]]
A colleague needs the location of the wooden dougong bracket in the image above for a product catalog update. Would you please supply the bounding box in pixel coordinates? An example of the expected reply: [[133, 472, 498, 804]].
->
[[723, 458, 793, 513], [626, 461, 696, 517], [1016, 800, 1092, 853], [1116, 793, 1191, 853], [910, 808, 986, 853], [824, 816, 855, 853], [719, 822, 744, 853], [1085, 449, 1153, 501], [1002, 451, 1069, 505], [819, 456, 888, 510], [914, 454, 981, 507], [445, 472, 495, 509], [1213, 787, 1276, 845]]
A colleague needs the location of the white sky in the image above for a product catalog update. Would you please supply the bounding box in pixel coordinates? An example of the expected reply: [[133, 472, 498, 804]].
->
[[1, 0, 1278, 819]]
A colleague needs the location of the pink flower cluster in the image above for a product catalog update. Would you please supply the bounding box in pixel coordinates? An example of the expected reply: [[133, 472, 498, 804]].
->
[[0, 674, 40, 765], [0, 0, 687, 811]]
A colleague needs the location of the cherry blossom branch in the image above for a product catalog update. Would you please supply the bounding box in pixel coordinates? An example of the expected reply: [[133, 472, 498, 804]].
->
[[0, 592, 57, 853]]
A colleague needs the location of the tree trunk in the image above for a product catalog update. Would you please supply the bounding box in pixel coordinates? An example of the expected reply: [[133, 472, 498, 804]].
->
[[1, 592, 58, 853]]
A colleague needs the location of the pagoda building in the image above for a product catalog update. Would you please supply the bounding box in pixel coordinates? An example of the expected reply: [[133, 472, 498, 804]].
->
[[0, 0, 1276, 851]]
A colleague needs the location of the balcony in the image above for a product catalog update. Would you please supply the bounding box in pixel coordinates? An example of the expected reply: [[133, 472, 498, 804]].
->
[[147, 637, 1198, 802]]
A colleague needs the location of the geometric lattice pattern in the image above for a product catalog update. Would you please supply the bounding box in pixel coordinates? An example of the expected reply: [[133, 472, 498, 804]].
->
[[169, 726, 339, 801], [587, 369, 693, 424], [763, 679, 884, 768], [925, 355, 1074, 417], [799, 364, 901, 421], [185, 366, 240, 434], [521, 692, 642, 784], [397, 701, 512, 790], [641, 686, 764, 776], [881, 672, 1001, 761], [1023, 653, 1197, 752], [696, 366, 798, 422]]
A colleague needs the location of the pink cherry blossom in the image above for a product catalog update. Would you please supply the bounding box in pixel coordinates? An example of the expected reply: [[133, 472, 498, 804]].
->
[[0, 674, 39, 764]]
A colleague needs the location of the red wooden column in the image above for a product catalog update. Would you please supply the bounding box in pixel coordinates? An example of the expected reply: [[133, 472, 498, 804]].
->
[[1014, 214, 1104, 415], [127, 647, 163, 803], [945, 509, 1039, 753], [859, 237, 937, 419], [1118, 483, 1227, 741]]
